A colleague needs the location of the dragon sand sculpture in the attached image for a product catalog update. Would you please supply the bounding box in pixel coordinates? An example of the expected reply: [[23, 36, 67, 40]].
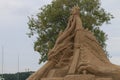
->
[[27, 6, 120, 80]]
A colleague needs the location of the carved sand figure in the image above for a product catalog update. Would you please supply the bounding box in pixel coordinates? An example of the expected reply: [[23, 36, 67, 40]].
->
[[27, 6, 120, 80]]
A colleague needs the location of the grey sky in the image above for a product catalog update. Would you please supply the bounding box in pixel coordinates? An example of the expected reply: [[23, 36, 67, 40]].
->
[[101, 0, 120, 64], [0, 0, 120, 73]]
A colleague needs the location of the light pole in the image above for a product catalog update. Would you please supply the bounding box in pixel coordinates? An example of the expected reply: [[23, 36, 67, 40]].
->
[[1, 46, 5, 80], [17, 54, 19, 80], [2, 46, 4, 78]]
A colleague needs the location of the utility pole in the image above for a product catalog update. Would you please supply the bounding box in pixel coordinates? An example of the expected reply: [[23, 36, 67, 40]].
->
[[1, 46, 5, 80], [1, 46, 4, 78], [17, 54, 19, 80]]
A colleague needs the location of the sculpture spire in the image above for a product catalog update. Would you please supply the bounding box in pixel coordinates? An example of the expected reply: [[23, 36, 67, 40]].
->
[[71, 6, 84, 31]]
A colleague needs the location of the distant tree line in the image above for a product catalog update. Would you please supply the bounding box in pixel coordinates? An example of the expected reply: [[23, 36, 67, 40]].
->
[[0, 71, 34, 80]]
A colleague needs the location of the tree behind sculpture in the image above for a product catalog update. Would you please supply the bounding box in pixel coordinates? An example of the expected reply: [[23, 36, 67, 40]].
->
[[27, 0, 113, 63]]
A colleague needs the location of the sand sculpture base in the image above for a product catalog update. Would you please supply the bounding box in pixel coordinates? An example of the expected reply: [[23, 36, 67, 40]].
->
[[41, 75, 112, 80]]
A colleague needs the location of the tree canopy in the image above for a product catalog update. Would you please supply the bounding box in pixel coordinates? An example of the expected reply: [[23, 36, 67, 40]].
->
[[27, 0, 113, 64], [0, 72, 34, 80]]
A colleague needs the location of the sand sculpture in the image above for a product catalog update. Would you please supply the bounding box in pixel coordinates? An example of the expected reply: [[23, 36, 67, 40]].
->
[[27, 6, 120, 80]]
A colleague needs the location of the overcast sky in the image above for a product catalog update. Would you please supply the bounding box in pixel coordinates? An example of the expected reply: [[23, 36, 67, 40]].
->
[[0, 0, 120, 73]]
